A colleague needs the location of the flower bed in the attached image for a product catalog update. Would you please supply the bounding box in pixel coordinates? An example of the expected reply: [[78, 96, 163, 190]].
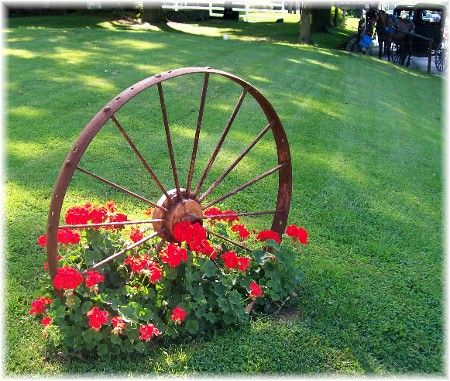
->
[[30, 201, 308, 357]]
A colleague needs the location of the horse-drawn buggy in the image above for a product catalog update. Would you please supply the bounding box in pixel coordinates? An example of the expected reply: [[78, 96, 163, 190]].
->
[[377, 3, 447, 73]]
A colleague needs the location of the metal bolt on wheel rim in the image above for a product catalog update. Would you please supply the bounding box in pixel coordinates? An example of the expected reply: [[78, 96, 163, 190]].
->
[[46, 67, 292, 286]]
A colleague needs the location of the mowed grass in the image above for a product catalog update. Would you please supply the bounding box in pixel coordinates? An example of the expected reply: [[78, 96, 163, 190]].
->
[[5, 14, 444, 375]]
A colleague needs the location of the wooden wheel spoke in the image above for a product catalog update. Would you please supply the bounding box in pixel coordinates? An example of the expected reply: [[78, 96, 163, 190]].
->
[[186, 72, 209, 196], [87, 230, 160, 271], [157, 83, 181, 199], [201, 210, 279, 219], [205, 228, 251, 252], [202, 163, 285, 209], [198, 120, 274, 203], [76, 166, 166, 211], [192, 89, 247, 197], [58, 219, 164, 230], [111, 115, 171, 201]]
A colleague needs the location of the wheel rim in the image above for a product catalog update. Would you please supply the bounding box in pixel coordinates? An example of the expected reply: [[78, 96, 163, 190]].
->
[[46, 67, 292, 283]]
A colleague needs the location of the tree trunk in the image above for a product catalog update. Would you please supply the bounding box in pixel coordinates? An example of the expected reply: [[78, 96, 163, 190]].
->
[[223, 0, 233, 20], [333, 6, 339, 26], [299, 6, 311, 43], [142, 0, 165, 24], [311, 8, 331, 33], [341, 9, 346, 28]]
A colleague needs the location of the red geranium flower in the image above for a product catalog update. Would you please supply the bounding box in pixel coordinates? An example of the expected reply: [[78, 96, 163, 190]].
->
[[124, 253, 150, 273], [223, 209, 239, 223], [106, 201, 117, 213], [108, 213, 128, 229], [173, 221, 206, 244], [160, 243, 188, 268], [221, 251, 239, 269], [147, 261, 163, 283], [130, 228, 144, 243], [41, 316, 52, 327], [52, 266, 83, 290], [204, 207, 239, 223], [87, 306, 109, 331], [84, 270, 105, 288], [65, 206, 90, 225], [285, 224, 308, 245], [89, 206, 108, 224], [171, 306, 187, 324], [285, 224, 298, 237], [231, 224, 250, 239], [139, 323, 161, 341], [37, 234, 47, 247], [256, 229, 281, 244], [203, 207, 222, 218], [111, 316, 126, 335], [249, 281, 263, 299], [57, 228, 80, 245], [29, 296, 52, 315], [237, 256, 251, 272]]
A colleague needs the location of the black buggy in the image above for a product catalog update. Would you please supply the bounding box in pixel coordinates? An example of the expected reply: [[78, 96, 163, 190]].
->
[[392, 3, 446, 72]]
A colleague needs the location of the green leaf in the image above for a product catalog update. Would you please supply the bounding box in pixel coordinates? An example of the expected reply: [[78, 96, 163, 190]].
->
[[252, 250, 266, 264], [203, 260, 217, 277], [80, 301, 93, 314], [134, 341, 146, 353], [185, 319, 200, 335], [97, 343, 109, 357], [110, 335, 122, 345]]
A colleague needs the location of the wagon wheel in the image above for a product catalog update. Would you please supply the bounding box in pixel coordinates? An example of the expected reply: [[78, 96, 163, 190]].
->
[[435, 43, 447, 72], [45, 67, 292, 284], [392, 44, 401, 65]]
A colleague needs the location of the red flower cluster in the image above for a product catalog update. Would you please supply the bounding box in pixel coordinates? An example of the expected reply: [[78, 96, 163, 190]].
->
[[249, 281, 263, 299], [37, 229, 80, 247], [108, 213, 128, 228], [231, 224, 250, 239], [285, 224, 308, 245], [171, 306, 187, 324], [147, 261, 163, 283], [124, 253, 151, 273], [65, 202, 127, 229], [29, 296, 52, 315], [160, 243, 188, 268], [139, 323, 161, 341], [124, 254, 162, 283], [173, 222, 217, 259], [221, 251, 251, 272], [204, 207, 239, 223], [37, 235, 47, 247], [130, 228, 144, 243], [53, 267, 84, 290], [256, 229, 282, 244], [84, 270, 105, 288], [87, 306, 109, 331], [111, 316, 126, 335], [106, 201, 116, 213], [41, 316, 52, 327]]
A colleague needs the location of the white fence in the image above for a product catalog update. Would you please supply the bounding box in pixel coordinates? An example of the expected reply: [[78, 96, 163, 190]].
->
[[161, 1, 301, 18]]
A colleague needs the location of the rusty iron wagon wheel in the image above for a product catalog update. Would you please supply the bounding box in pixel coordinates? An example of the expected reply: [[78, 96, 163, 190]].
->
[[45, 67, 292, 285]]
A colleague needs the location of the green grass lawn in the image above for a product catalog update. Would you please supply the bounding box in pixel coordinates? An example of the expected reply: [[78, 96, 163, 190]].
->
[[5, 14, 444, 375]]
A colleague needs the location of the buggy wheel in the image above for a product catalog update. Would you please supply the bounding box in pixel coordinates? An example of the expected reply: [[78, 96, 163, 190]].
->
[[45, 67, 292, 284], [392, 44, 401, 65], [435, 43, 447, 72]]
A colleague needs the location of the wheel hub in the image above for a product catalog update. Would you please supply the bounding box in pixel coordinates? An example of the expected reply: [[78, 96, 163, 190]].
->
[[152, 188, 203, 241]]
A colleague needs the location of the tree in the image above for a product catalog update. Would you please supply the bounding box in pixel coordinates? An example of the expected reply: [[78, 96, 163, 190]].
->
[[311, 7, 331, 32], [142, 0, 165, 24], [299, 5, 312, 43]]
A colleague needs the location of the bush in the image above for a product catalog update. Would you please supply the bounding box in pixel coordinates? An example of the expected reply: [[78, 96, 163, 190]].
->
[[30, 201, 308, 358]]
